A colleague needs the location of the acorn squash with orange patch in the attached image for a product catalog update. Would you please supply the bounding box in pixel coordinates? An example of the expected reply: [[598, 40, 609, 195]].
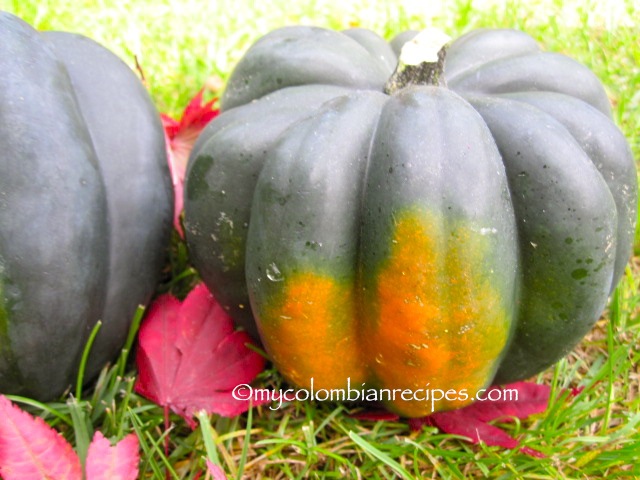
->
[[184, 27, 637, 417]]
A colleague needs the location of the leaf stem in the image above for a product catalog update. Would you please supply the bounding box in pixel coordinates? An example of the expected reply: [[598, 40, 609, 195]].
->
[[164, 406, 171, 480]]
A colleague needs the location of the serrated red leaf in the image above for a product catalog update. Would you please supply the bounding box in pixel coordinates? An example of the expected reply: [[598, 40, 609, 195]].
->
[[354, 382, 551, 457], [434, 382, 551, 425], [133, 294, 182, 407], [85, 432, 139, 480], [162, 89, 219, 236], [134, 283, 267, 427], [0, 395, 82, 480], [415, 382, 549, 457]]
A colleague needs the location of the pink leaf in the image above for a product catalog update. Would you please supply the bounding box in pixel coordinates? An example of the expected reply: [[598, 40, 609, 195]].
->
[[134, 283, 267, 427], [205, 460, 228, 480], [85, 432, 139, 480], [0, 395, 82, 480], [162, 90, 219, 236]]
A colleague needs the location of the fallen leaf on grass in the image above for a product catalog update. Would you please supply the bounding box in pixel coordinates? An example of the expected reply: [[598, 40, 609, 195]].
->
[[0, 395, 81, 479], [162, 89, 219, 236], [134, 283, 267, 428], [352, 382, 551, 457], [206, 460, 229, 480], [85, 431, 140, 480], [0, 395, 139, 480]]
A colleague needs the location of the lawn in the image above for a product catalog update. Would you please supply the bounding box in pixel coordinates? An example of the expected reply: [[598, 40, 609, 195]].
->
[[1, 0, 639, 478]]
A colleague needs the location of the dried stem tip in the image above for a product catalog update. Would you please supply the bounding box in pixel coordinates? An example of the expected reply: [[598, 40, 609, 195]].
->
[[384, 28, 451, 94]]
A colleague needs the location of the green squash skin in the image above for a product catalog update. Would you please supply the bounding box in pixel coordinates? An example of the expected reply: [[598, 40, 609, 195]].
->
[[0, 13, 172, 399], [220, 27, 613, 117], [467, 95, 618, 382], [184, 26, 637, 403], [441, 28, 540, 80], [44, 31, 174, 382], [184, 85, 354, 338], [450, 52, 613, 117], [246, 91, 390, 315], [341, 27, 398, 72], [220, 26, 390, 111], [495, 91, 637, 291], [0, 14, 109, 397]]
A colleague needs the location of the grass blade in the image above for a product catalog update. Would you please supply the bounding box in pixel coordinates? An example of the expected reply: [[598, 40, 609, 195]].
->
[[75, 320, 102, 401], [348, 431, 412, 479]]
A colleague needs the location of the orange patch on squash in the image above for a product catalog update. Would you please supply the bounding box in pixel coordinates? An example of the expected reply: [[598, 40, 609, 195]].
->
[[365, 209, 511, 417], [259, 274, 366, 390]]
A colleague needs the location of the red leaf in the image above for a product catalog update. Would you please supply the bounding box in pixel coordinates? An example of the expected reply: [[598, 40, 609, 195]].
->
[[355, 382, 551, 457], [415, 382, 549, 456], [0, 395, 82, 480], [133, 294, 182, 407], [134, 283, 267, 427], [162, 89, 219, 236], [85, 432, 139, 480], [443, 382, 550, 423]]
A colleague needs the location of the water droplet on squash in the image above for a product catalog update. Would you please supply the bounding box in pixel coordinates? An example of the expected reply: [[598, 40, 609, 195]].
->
[[305, 241, 323, 251], [458, 324, 472, 335], [374, 353, 384, 364], [266, 263, 284, 282]]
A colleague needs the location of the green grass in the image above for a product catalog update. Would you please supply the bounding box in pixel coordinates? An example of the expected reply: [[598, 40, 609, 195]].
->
[[2, 0, 639, 478]]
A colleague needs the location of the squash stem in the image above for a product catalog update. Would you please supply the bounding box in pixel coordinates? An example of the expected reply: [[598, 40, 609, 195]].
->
[[384, 28, 451, 94]]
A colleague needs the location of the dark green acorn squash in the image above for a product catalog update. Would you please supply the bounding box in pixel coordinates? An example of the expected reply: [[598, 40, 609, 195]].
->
[[184, 26, 637, 417], [0, 12, 173, 399]]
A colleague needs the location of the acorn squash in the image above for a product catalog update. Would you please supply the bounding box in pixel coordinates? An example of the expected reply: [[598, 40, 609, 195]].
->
[[0, 12, 173, 399], [184, 27, 637, 416]]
